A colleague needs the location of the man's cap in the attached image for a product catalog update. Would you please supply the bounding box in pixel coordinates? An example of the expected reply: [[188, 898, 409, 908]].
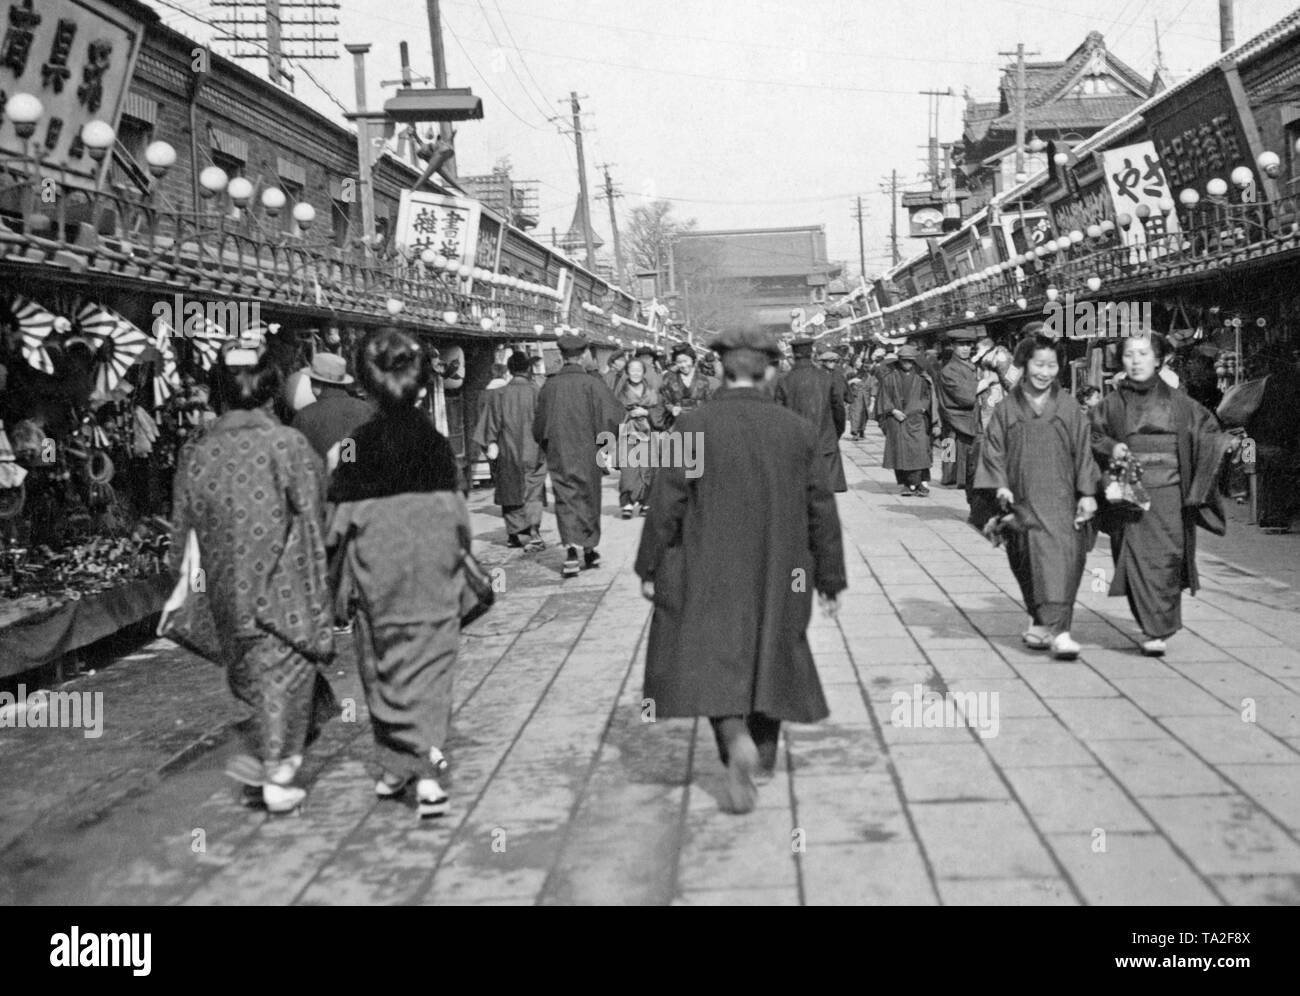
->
[[556, 332, 588, 352], [671, 343, 696, 360], [946, 328, 979, 342], [709, 327, 782, 357], [818, 349, 840, 361], [634, 345, 658, 358], [307, 352, 353, 385], [897, 344, 921, 360]]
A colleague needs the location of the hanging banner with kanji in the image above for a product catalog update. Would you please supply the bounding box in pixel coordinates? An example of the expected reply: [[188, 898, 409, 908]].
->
[[1101, 141, 1181, 249], [0, 0, 146, 188], [395, 190, 484, 272]]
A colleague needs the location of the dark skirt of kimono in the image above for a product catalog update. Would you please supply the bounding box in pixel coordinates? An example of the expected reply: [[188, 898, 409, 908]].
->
[[1108, 483, 1185, 638]]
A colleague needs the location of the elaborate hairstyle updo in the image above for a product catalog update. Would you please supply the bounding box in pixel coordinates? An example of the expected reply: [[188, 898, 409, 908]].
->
[[357, 327, 429, 410]]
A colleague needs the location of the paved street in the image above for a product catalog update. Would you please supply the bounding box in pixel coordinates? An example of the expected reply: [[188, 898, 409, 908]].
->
[[3, 432, 1300, 906]]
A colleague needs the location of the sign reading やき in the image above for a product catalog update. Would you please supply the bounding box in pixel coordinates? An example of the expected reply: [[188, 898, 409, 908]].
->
[[395, 190, 484, 273], [1101, 140, 1181, 247], [0, 0, 144, 187]]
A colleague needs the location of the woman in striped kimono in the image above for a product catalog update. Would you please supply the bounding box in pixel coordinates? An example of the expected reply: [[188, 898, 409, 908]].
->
[[975, 334, 1100, 659]]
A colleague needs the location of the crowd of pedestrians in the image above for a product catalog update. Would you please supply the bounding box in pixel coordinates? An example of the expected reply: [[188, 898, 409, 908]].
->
[[161, 314, 1266, 819]]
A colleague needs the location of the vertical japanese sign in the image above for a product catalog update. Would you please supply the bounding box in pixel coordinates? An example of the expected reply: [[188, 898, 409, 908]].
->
[[0, 0, 144, 187], [473, 214, 503, 273], [1102, 141, 1181, 248], [396, 190, 483, 280]]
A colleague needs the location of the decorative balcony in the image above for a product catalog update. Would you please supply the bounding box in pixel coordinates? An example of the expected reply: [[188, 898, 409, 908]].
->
[[872, 193, 1300, 338]]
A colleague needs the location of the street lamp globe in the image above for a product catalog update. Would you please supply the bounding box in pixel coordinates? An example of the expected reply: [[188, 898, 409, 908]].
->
[[292, 202, 316, 230], [227, 176, 254, 206], [1045, 286, 1059, 302], [534, 323, 545, 335], [80, 120, 115, 162], [420, 247, 438, 266], [1086, 224, 1102, 239], [480, 316, 494, 331], [385, 297, 404, 315], [1179, 188, 1200, 207], [443, 310, 460, 325], [1230, 166, 1254, 189], [458, 264, 473, 280], [261, 186, 287, 215], [1086, 275, 1102, 292], [144, 141, 177, 178], [1068, 230, 1084, 244], [4, 93, 42, 139], [1257, 151, 1282, 178], [198, 165, 229, 198], [440, 257, 459, 273], [1053, 152, 1069, 166], [1206, 177, 1228, 199]]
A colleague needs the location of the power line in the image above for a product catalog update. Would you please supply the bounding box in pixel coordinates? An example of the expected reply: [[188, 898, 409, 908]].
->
[[473, 0, 560, 127], [441, 15, 549, 130], [492, 0, 560, 119]]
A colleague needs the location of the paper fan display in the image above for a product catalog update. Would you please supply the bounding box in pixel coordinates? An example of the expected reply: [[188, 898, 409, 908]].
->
[[188, 318, 229, 371], [149, 319, 181, 407], [76, 303, 151, 395], [11, 296, 57, 374]]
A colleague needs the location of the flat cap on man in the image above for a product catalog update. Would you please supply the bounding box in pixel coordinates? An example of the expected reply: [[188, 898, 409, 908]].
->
[[946, 328, 979, 342], [634, 345, 658, 359], [709, 326, 782, 357], [556, 332, 589, 352], [896, 344, 921, 360]]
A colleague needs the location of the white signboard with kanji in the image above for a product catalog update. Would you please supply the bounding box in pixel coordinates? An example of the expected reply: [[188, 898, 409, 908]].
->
[[395, 190, 483, 270], [1102, 141, 1181, 250]]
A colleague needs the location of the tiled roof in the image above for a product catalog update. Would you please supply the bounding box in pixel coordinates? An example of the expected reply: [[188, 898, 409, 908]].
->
[[988, 94, 1145, 132], [673, 228, 832, 279]]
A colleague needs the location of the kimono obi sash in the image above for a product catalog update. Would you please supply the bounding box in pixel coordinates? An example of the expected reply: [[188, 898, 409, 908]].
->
[[1128, 432, 1180, 488]]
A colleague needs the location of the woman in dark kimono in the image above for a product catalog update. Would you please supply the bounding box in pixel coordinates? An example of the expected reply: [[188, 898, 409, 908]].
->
[[169, 340, 336, 814], [615, 358, 664, 518], [976, 334, 1099, 659], [328, 329, 466, 818], [1091, 333, 1233, 656]]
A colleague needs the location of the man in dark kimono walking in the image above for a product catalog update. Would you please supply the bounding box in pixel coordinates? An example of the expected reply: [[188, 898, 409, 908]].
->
[[877, 344, 941, 497], [636, 326, 846, 815], [474, 351, 547, 551], [936, 328, 980, 499], [534, 334, 624, 577], [775, 339, 848, 492]]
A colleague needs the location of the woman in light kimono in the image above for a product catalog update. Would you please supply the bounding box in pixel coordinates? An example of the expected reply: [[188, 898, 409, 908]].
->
[[328, 328, 466, 818], [975, 334, 1099, 659]]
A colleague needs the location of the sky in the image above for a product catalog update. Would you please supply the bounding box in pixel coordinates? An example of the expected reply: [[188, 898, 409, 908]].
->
[[146, 0, 1300, 278]]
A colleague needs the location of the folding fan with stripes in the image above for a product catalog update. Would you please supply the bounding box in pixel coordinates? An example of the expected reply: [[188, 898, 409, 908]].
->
[[11, 296, 56, 375], [76, 303, 151, 395], [148, 318, 182, 407], [189, 318, 229, 371]]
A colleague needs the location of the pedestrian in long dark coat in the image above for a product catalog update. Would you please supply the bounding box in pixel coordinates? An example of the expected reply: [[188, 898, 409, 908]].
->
[[974, 334, 1099, 660], [636, 327, 846, 815], [774, 341, 848, 492], [533, 334, 624, 577], [1090, 332, 1233, 656], [877, 344, 941, 496], [820, 349, 852, 437], [937, 329, 981, 497], [473, 351, 546, 550]]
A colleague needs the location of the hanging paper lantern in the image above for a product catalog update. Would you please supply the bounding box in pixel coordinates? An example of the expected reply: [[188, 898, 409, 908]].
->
[[11, 296, 56, 374], [76, 303, 151, 395]]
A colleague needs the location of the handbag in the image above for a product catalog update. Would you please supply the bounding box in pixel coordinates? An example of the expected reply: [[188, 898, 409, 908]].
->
[[457, 525, 495, 628], [1095, 452, 1150, 534]]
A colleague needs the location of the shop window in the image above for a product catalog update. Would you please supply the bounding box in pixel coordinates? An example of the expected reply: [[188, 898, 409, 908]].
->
[[109, 116, 152, 190]]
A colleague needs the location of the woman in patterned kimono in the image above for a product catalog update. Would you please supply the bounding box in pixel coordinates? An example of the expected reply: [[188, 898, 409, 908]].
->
[[975, 334, 1100, 660], [170, 340, 336, 814], [328, 329, 466, 818], [615, 358, 665, 518], [1091, 333, 1234, 656]]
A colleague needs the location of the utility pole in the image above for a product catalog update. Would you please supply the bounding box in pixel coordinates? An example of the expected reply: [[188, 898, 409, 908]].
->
[[919, 89, 954, 189], [597, 163, 627, 288], [1219, 0, 1235, 52], [345, 43, 376, 256], [565, 91, 596, 269], [879, 170, 901, 266], [853, 196, 867, 278], [998, 43, 1039, 181], [425, 0, 457, 179]]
